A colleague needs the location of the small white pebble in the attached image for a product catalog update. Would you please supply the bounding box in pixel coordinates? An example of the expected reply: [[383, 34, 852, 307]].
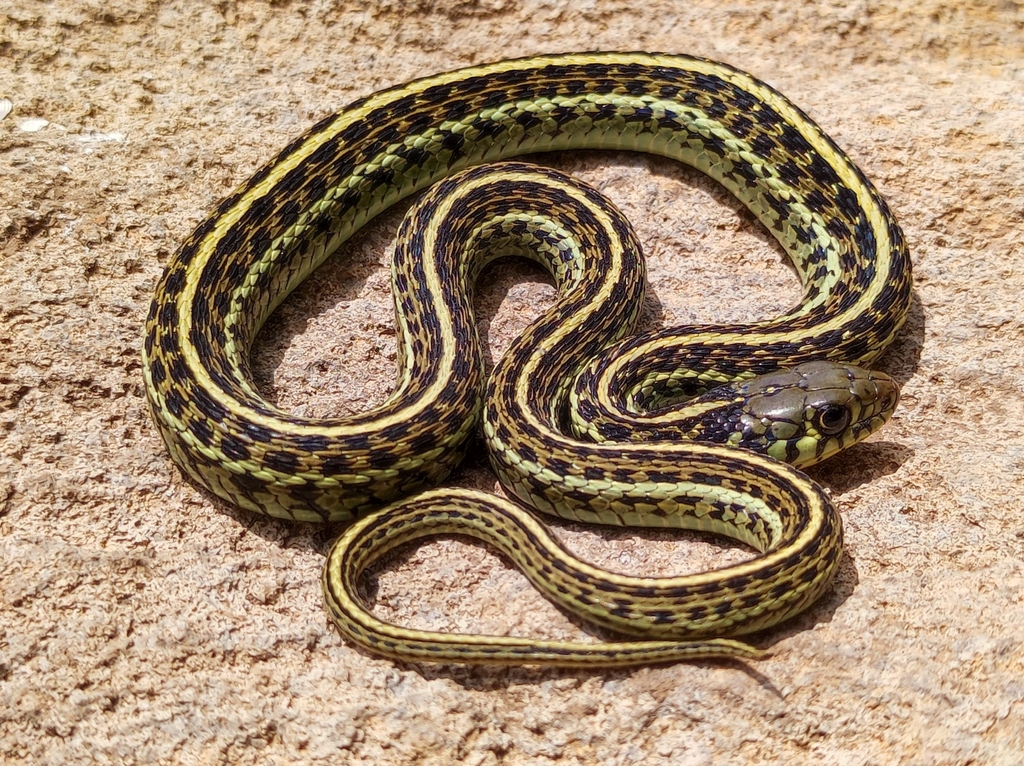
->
[[18, 117, 49, 132], [77, 130, 126, 143]]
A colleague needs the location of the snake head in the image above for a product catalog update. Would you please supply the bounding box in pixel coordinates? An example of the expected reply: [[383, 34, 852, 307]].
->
[[700, 361, 900, 468]]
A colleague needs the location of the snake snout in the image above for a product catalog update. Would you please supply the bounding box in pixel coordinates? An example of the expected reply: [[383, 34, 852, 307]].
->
[[868, 369, 899, 419], [849, 366, 900, 431]]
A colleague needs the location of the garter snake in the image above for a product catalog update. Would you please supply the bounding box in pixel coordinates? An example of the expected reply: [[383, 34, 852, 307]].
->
[[142, 53, 912, 666]]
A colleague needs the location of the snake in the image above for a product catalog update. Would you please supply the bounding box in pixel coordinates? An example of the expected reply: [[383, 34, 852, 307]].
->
[[142, 52, 912, 667]]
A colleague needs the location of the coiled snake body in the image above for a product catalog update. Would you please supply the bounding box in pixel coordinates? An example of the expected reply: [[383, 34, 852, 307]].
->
[[143, 53, 911, 666]]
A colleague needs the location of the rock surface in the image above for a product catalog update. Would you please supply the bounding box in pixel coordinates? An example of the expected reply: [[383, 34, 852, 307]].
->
[[2, 1, 1023, 763]]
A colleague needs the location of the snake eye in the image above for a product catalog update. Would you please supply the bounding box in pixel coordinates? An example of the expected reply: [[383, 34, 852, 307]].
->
[[817, 404, 850, 435]]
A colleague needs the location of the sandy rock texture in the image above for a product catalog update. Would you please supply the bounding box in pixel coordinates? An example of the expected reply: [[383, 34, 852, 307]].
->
[[3, 1, 1024, 763]]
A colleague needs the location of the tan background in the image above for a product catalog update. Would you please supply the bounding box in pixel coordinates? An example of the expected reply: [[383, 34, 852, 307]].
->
[[3, 1, 1024, 763]]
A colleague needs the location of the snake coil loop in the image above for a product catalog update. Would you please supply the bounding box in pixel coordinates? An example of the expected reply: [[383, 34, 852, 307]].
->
[[144, 54, 911, 666]]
